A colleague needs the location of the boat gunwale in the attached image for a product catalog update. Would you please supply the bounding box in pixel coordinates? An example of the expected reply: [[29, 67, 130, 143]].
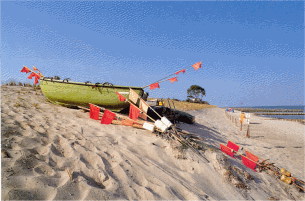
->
[[39, 78, 143, 90]]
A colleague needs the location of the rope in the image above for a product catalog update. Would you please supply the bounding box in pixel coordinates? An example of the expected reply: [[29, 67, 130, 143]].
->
[[141, 61, 202, 89]]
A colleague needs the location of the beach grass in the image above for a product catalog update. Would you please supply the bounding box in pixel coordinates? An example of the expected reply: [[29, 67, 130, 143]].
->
[[157, 99, 217, 111], [1, 79, 42, 90]]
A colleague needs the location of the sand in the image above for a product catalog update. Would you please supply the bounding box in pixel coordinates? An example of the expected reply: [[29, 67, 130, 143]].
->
[[1, 85, 304, 200]]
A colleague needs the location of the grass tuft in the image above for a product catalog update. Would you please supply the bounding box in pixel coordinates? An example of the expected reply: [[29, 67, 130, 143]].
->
[[163, 99, 217, 111], [14, 102, 21, 107], [33, 103, 39, 109], [24, 82, 33, 87], [6, 79, 17, 86]]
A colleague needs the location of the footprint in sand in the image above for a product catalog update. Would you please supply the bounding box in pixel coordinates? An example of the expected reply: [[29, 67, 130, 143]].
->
[[35, 145, 51, 156], [50, 136, 74, 158], [34, 164, 55, 176], [39, 170, 71, 188], [5, 186, 57, 200]]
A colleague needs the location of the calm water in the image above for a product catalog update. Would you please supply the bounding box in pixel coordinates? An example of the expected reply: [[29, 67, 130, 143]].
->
[[260, 114, 305, 120], [234, 106, 305, 120], [249, 105, 304, 112]]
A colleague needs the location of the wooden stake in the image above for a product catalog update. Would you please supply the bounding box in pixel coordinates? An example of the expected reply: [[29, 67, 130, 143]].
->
[[112, 120, 144, 129], [246, 125, 250, 138]]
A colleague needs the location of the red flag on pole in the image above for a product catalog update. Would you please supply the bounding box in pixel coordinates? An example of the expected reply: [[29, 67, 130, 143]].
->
[[28, 72, 35, 79], [34, 74, 41, 85], [241, 155, 257, 172], [115, 92, 126, 102], [89, 104, 100, 120], [175, 69, 185, 75], [227, 141, 239, 152], [245, 150, 259, 163], [129, 104, 140, 120], [192, 61, 201, 71], [21, 67, 31, 74], [139, 99, 148, 120], [100, 109, 116, 124], [33, 66, 38, 71], [149, 82, 160, 90], [220, 144, 235, 158], [169, 77, 178, 84]]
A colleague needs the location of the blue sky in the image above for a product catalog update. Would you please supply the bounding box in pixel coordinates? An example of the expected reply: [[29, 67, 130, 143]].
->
[[1, 1, 304, 107]]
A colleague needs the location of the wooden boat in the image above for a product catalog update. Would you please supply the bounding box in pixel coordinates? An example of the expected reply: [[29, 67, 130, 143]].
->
[[39, 77, 147, 112]]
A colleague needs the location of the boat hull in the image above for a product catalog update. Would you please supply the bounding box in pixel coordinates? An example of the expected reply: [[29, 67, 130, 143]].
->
[[40, 78, 145, 111]]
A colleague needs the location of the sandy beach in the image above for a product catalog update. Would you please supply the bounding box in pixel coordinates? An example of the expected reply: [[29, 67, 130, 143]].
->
[[1, 85, 304, 200]]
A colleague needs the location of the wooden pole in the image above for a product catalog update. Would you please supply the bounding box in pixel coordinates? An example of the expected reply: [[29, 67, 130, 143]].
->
[[246, 124, 250, 138], [111, 120, 144, 129]]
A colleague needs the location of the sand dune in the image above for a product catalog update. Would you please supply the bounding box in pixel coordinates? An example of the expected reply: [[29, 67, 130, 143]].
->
[[1, 86, 304, 200]]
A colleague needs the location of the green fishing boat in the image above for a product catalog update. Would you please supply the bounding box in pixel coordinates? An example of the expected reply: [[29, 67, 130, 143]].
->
[[39, 77, 147, 112]]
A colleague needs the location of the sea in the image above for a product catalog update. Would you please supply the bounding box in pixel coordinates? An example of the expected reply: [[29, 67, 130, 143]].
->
[[233, 106, 305, 120]]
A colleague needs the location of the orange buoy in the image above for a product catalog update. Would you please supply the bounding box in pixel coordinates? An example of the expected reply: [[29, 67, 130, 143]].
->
[[280, 168, 291, 177]]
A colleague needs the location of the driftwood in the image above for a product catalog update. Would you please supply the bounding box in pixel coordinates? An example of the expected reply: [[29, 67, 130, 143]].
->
[[213, 153, 248, 189], [232, 165, 254, 182]]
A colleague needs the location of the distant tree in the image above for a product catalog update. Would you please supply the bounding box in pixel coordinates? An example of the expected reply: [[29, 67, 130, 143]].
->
[[187, 85, 206, 100]]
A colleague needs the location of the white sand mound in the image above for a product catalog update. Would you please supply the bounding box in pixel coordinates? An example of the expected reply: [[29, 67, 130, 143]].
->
[[1, 86, 304, 200]]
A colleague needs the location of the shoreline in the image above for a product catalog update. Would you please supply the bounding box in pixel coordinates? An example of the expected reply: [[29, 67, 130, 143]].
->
[[232, 109, 305, 124], [228, 107, 304, 113]]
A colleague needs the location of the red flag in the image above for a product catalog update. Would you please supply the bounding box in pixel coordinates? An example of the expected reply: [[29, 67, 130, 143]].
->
[[34, 74, 41, 85], [21, 67, 31, 74], [169, 77, 178, 84], [115, 92, 126, 102], [192, 61, 201, 71], [28, 72, 35, 79], [33, 66, 38, 71], [220, 144, 235, 158], [227, 141, 239, 152], [89, 104, 100, 120], [149, 82, 160, 90], [122, 119, 134, 126], [175, 69, 185, 75], [129, 104, 140, 120], [100, 109, 116, 124], [241, 155, 257, 172], [245, 150, 259, 163]]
